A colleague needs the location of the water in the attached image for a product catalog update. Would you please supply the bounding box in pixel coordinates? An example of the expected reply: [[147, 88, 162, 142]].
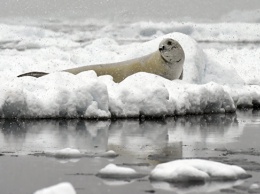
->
[[0, 109, 260, 194]]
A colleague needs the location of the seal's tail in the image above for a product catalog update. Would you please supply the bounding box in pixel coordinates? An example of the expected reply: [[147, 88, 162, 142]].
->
[[17, 71, 49, 78]]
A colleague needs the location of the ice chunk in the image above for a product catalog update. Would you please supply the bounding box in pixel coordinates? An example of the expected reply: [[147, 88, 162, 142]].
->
[[150, 159, 251, 182], [97, 150, 119, 158], [97, 164, 145, 179], [249, 183, 260, 190], [45, 148, 82, 158], [34, 182, 76, 194]]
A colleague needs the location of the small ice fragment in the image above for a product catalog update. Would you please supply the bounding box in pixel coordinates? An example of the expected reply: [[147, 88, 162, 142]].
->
[[34, 182, 76, 194], [98, 150, 118, 158], [45, 148, 82, 158], [97, 163, 143, 179], [249, 183, 260, 190]]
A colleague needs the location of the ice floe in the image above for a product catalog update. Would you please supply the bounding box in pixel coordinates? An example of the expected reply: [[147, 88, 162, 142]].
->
[[0, 20, 259, 118], [150, 159, 251, 182]]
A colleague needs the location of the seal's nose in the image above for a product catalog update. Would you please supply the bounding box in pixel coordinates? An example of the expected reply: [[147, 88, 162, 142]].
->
[[159, 45, 165, 51]]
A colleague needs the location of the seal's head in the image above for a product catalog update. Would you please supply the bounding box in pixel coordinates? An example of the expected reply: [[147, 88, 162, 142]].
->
[[159, 38, 185, 64]]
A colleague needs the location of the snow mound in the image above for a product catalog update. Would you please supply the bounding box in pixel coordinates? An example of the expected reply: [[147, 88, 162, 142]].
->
[[0, 71, 110, 118], [45, 148, 82, 158], [97, 164, 145, 179], [34, 182, 76, 194], [106, 74, 236, 117], [150, 159, 251, 182]]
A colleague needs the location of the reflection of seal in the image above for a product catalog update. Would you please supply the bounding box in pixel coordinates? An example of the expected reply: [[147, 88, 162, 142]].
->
[[18, 38, 185, 82]]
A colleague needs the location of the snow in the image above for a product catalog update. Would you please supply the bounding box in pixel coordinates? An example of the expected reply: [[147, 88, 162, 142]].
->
[[97, 164, 143, 179], [150, 159, 250, 182], [0, 71, 110, 118], [0, 20, 259, 118], [34, 182, 76, 194]]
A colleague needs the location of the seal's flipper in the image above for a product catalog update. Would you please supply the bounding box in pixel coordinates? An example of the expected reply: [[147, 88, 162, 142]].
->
[[17, 72, 49, 78], [179, 70, 183, 80]]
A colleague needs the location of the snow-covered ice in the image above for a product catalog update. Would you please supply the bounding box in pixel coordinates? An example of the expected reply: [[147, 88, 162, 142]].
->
[[150, 159, 251, 182], [97, 164, 145, 179], [34, 182, 76, 194], [0, 20, 260, 118]]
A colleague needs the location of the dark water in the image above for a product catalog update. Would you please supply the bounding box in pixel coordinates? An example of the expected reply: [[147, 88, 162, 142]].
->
[[0, 110, 260, 194]]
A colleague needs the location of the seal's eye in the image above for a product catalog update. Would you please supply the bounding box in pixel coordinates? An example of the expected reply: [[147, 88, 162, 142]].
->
[[167, 41, 172, 46]]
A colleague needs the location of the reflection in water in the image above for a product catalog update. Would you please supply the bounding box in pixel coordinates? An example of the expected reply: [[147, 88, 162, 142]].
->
[[101, 179, 135, 186], [237, 109, 260, 125], [107, 119, 180, 161], [0, 119, 110, 154], [0, 112, 254, 193], [0, 113, 243, 159], [168, 113, 243, 158], [169, 113, 240, 143], [151, 180, 244, 194]]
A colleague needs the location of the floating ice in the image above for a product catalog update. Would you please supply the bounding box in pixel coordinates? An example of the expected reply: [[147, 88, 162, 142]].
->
[[97, 150, 119, 158], [150, 159, 251, 182], [45, 148, 82, 158], [249, 183, 260, 190], [34, 182, 76, 194], [97, 164, 144, 179]]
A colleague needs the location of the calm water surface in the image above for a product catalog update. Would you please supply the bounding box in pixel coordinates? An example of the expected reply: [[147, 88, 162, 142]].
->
[[0, 109, 260, 194]]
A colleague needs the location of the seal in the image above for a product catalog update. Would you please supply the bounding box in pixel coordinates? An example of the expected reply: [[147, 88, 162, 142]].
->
[[18, 38, 185, 82]]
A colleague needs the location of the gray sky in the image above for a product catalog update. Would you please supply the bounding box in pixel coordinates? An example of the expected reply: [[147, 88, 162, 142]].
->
[[0, 0, 260, 22]]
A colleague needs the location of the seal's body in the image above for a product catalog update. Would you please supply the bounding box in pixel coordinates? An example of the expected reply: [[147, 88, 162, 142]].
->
[[18, 38, 185, 82]]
